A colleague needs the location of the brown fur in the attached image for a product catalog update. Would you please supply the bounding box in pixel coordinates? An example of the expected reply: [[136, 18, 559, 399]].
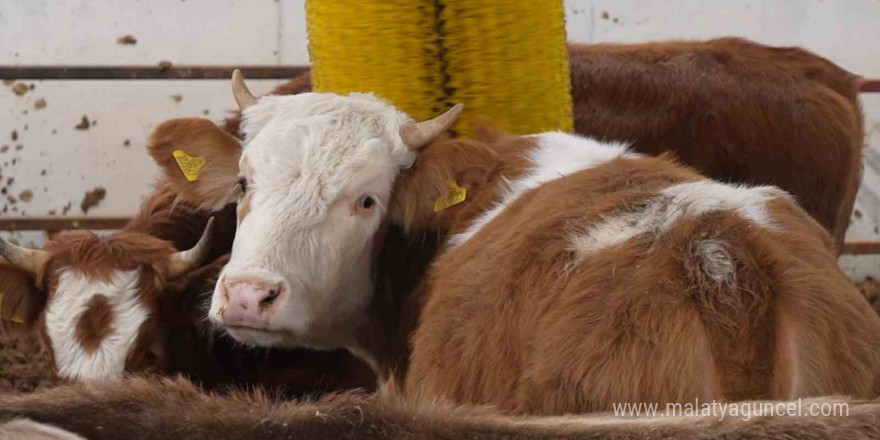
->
[[394, 133, 880, 414], [0, 262, 45, 333], [568, 37, 864, 248], [147, 119, 243, 210], [73, 295, 114, 353], [1, 377, 880, 440]]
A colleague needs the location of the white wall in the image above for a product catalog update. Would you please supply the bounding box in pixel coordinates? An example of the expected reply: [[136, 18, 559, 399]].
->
[[2, 0, 879, 276]]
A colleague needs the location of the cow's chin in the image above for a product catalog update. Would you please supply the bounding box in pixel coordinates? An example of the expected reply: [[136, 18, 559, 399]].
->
[[223, 325, 289, 347]]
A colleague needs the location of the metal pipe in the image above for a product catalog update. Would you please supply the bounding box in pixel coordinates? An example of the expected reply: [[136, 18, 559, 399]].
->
[[0, 65, 309, 80]]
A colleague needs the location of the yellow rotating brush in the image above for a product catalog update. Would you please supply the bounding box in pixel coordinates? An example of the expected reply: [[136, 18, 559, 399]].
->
[[306, 0, 573, 137]]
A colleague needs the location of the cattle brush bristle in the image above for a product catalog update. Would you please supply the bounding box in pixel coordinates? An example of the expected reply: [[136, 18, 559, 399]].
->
[[305, 0, 573, 137]]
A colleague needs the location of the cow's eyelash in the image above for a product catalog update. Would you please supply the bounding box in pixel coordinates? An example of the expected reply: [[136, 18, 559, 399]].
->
[[238, 178, 248, 194]]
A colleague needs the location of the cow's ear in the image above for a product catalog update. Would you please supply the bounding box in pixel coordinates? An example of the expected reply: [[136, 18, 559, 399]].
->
[[0, 262, 46, 331], [147, 118, 242, 211], [390, 138, 495, 231]]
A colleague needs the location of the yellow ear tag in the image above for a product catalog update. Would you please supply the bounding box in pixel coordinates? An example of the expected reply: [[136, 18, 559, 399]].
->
[[0, 293, 25, 324], [433, 180, 467, 212], [172, 150, 207, 182]]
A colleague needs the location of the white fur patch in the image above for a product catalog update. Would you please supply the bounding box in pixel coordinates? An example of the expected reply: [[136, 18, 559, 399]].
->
[[449, 132, 632, 247], [569, 181, 787, 261], [0, 419, 88, 440], [45, 269, 147, 379]]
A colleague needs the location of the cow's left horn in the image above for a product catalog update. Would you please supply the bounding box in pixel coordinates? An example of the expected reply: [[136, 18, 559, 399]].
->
[[0, 236, 49, 275], [167, 217, 215, 279], [400, 103, 464, 151], [231, 69, 258, 111]]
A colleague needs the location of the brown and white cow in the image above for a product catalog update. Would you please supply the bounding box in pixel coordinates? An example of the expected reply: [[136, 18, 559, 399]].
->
[[0, 197, 218, 380], [224, 37, 865, 249], [0, 183, 374, 396], [146, 70, 880, 414]]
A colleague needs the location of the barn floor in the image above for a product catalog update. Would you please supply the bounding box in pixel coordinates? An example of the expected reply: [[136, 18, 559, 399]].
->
[[2, 280, 880, 395], [0, 331, 58, 394]]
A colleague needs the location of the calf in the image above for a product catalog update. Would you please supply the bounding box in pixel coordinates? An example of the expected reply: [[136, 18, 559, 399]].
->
[[0, 183, 374, 395], [225, 37, 864, 248], [148, 73, 880, 415]]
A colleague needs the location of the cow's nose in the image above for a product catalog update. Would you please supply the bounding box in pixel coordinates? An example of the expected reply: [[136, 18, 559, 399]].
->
[[217, 276, 284, 328]]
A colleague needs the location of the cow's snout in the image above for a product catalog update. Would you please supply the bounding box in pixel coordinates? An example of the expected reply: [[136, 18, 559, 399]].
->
[[215, 275, 284, 328]]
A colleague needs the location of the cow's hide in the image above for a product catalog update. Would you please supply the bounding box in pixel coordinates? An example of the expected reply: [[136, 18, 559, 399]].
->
[[1, 377, 879, 440]]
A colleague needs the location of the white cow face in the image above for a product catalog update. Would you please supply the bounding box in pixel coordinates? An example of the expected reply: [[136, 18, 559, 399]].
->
[[146, 71, 461, 352], [216, 92, 417, 349]]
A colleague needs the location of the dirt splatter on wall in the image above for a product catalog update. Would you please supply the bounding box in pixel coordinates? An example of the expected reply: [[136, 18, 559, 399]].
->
[[80, 187, 106, 213]]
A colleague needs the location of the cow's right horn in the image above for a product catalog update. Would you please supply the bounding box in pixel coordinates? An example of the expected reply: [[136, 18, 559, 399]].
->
[[0, 236, 49, 275], [231, 69, 258, 111], [166, 217, 215, 279], [400, 103, 464, 151]]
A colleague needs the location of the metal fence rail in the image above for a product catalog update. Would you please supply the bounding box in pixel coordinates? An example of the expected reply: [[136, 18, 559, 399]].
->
[[0, 65, 308, 80]]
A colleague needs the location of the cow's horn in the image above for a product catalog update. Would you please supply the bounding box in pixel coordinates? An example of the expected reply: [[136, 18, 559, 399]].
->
[[232, 69, 258, 111], [400, 103, 464, 151], [167, 217, 215, 279], [0, 236, 49, 275]]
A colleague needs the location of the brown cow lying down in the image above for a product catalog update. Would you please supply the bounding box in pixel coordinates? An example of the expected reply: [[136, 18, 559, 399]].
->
[[225, 37, 865, 249], [145, 71, 880, 415], [0, 183, 374, 396], [0, 377, 878, 440]]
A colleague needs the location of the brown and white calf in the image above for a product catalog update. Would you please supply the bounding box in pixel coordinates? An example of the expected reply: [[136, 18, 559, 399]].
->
[[0, 190, 219, 380], [225, 37, 865, 248], [0, 183, 374, 395], [147, 72, 880, 414]]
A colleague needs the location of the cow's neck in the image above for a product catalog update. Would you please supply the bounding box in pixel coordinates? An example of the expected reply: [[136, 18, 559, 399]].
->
[[350, 135, 534, 384], [352, 224, 441, 382]]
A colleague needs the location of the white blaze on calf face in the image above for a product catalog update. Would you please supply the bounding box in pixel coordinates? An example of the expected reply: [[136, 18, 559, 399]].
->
[[45, 269, 148, 379], [210, 92, 417, 349]]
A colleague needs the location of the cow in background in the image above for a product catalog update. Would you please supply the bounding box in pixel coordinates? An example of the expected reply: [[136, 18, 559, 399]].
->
[[0, 182, 374, 396], [568, 37, 865, 247]]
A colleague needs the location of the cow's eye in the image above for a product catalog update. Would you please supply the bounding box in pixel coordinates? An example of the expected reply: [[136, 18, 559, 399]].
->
[[238, 178, 248, 195], [354, 195, 376, 214], [358, 195, 375, 210]]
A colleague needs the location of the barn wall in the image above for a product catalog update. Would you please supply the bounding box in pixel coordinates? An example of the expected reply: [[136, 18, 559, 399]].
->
[[1, 0, 879, 277]]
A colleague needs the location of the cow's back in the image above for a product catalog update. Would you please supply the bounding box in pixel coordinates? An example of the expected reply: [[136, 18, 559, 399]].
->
[[406, 140, 880, 414], [568, 37, 864, 248]]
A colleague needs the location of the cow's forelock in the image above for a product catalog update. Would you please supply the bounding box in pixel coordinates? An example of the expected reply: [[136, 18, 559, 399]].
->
[[45, 268, 149, 379], [212, 93, 414, 349]]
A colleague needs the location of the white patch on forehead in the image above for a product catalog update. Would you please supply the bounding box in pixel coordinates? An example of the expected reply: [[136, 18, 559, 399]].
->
[[449, 132, 632, 247], [568, 181, 787, 261], [238, 92, 415, 227], [45, 269, 147, 379]]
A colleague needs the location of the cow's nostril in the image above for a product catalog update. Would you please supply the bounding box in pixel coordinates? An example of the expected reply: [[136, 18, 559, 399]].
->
[[261, 288, 280, 307]]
